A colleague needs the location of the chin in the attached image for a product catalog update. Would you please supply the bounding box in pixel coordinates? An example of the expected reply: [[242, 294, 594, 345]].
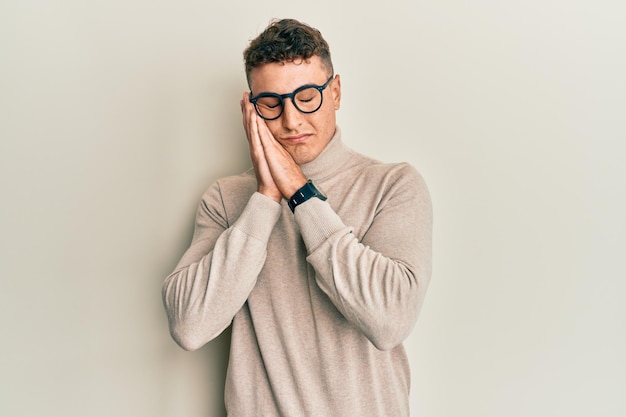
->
[[291, 155, 311, 165], [291, 149, 319, 165], [282, 145, 313, 165]]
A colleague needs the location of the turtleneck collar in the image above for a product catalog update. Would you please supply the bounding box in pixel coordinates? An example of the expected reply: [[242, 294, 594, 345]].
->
[[300, 126, 353, 180]]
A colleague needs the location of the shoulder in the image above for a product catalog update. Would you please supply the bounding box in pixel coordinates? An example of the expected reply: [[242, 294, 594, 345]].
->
[[367, 161, 423, 182], [214, 169, 257, 196], [199, 169, 256, 199], [197, 169, 257, 225], [344, 147, 423, 180], [351, 153, 428, 191]]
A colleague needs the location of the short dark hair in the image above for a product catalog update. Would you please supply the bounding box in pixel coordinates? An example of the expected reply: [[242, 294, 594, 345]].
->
[[243, 19, 333, 85]]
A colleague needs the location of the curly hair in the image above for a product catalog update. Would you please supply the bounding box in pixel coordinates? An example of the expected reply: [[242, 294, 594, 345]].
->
[[243, 19, 334, 84]]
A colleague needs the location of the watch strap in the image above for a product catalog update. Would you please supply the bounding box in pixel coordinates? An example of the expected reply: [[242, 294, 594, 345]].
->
[[288, 180, 327, 213]]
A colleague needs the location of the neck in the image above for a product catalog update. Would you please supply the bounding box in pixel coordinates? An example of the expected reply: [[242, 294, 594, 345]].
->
[[300, 126, 352, 180]]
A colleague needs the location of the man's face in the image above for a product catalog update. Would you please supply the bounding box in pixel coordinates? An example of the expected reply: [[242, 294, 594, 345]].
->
[[248, 56, 341, 165]]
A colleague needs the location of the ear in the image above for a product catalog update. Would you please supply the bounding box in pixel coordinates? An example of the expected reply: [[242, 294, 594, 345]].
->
[[331, 74, 341, 110]]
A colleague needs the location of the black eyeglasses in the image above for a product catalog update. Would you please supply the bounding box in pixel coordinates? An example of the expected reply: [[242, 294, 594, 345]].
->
[[249, 75, 335, 121]]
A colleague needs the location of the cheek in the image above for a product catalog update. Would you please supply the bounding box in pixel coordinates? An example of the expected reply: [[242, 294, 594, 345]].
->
[[315, 107, 336, 131], [264, 121, 283, 137]]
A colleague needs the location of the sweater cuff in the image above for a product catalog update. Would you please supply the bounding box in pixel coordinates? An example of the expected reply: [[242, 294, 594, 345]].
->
[[233, 192, 282, 241], [294, 197, 348, 251]]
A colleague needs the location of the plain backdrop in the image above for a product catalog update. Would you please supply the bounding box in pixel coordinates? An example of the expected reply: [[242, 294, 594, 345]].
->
[[1, 1, 624, 416]]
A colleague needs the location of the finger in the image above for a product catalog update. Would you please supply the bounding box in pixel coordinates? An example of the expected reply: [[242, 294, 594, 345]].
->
[[246, 107, 267, 169], [241, 93, 259, 146], [255, 115, 276, 147], [256, 117, 292, 161], [250, 115, 261, 151], [241, 94, 250, 133]]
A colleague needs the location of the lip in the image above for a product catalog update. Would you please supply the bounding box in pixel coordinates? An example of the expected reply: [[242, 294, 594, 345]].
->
[[281, 134, 311, 143]]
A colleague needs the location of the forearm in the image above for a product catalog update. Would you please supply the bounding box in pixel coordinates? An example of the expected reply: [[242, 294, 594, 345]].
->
[[296, 197, 432, 351], [163, 192, 281, 351], [307, 230, 426, 351]]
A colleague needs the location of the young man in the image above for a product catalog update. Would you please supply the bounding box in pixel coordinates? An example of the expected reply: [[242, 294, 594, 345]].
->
[[163, 18, 433, 417]]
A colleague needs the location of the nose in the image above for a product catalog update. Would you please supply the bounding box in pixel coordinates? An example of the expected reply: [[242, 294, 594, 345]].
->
[[280, 97, 303, 130]]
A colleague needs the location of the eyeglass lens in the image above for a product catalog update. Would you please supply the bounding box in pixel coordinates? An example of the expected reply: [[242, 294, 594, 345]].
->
[[255, 87, 323, 120]]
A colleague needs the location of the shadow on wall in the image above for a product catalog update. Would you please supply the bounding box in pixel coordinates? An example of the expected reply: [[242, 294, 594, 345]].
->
[[204, 326, 232, 417], [161, 75, 246, 417]]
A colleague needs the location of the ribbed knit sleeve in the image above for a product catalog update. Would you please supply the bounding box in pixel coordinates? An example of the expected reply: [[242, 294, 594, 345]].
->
[[163, 187, 281, 351], [295, 163, 432, 351]]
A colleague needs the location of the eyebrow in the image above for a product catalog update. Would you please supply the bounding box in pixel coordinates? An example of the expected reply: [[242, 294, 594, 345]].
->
[[250, 76, 332, 97]]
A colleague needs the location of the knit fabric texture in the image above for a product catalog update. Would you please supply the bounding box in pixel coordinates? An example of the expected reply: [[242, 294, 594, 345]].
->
[[163, 127, 433, 417]]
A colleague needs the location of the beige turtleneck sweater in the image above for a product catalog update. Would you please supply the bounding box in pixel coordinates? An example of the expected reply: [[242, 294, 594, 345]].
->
[[163, 128, 432, 417]]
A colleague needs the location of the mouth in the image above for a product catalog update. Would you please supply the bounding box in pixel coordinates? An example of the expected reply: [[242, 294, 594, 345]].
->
[[281, 133, 311, 144]]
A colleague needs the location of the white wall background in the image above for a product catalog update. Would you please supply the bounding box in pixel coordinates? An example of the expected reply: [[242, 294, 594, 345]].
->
[[1, 1, 624, 416]]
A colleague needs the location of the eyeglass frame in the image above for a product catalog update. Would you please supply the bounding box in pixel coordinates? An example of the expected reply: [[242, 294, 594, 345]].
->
[[249, 75, 335, 121]]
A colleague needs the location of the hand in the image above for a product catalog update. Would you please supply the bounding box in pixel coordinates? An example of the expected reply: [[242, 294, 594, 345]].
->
[[241, 93, 307, 201], [241, 93, 282, 202], [254, 115, 308, 199]]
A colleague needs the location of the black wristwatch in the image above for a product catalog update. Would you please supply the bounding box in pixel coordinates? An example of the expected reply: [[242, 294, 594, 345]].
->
[[288, 180, 327, 213]]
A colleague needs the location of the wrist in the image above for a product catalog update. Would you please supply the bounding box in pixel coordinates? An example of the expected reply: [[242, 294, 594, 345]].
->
[[283, 178, 308, 200], [287, 180, 327, 213], [258, 186, 282, 203]]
